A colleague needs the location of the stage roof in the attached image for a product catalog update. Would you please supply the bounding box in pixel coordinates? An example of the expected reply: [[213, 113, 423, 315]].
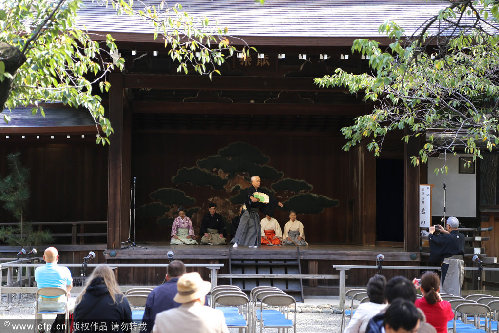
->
[[78, 0, 456, 46], [0, 105, 97, 134]]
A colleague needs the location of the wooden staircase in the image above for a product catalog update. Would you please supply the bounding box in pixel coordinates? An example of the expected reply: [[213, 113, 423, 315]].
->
[[226, 248, 304, 302]]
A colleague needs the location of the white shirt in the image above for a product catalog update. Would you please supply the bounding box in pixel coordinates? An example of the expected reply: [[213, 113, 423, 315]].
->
[[283, 219, 305, 239], [153, 302, 229, 333], [344, 302, 387, 333], [260, 217, 282, 238]]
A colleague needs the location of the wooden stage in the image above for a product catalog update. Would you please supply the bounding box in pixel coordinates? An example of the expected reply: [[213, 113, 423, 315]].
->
[[103, 243, 420, 262], [102, 244, 423, 292]]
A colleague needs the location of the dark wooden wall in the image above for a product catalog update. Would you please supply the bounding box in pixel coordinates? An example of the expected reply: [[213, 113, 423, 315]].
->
[[132, 131, 372, 245], [0, 141, 108, 222]]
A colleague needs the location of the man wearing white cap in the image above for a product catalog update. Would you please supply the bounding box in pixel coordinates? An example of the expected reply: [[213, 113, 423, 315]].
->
[[429, 216, 465, 295], [152, 272, 228, 333]]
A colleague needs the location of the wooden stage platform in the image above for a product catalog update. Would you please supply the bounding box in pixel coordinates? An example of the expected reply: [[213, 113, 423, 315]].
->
[[102, 244, 423, 291], [103, 243, 420, 262]]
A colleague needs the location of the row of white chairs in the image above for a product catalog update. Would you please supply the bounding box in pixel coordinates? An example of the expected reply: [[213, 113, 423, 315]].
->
[[210, 285, 297, 333]]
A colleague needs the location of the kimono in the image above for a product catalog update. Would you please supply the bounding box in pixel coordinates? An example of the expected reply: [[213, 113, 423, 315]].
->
[[283, 219, 308, 246], [170, 216, 198, 245], [260, 217, 282, 245]]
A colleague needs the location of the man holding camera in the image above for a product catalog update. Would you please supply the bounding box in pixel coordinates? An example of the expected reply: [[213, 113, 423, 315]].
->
[[428, 216, 465, 295]]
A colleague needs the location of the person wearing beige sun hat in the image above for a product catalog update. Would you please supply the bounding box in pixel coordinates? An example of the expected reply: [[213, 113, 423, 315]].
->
[[152, 272, 229, 333]]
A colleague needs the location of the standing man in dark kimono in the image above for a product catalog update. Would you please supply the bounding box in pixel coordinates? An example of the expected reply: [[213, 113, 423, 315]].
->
[[231, 176, 283, 248]]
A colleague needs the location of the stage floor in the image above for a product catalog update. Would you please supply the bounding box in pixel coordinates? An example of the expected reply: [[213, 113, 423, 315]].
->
[[104, 243, 420, 262]]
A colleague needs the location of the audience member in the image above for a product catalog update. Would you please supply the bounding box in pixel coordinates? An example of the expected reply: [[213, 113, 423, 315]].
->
[[415, 272, 454, 333], [260, 214, 282, 245], [73, 265, 132, 333], [153, 272, 228, 333], [429, 216, 465, 295], [382, 299, 421, 333], [345, 274, 387, 333], [366, 276, 436, 333], [35, 247, 73, 333], [283, 211, 308, 246], [142, 260, 186, 333], [171, 209, 198, 245]]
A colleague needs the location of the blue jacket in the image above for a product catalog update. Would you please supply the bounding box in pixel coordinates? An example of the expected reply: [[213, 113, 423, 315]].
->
[[366, 313, 384, 333], [141, 278, 181, 333]]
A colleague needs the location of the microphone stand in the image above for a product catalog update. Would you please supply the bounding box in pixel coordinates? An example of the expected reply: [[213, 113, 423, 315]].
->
[[476, 260, 483, 291], [121, 177, 146, 249], [441, 183, 447, 228], [79, 257, 89, 286]]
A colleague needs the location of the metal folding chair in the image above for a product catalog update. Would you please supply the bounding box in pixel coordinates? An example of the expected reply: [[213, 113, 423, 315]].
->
[[259, 294, 296, 333], [340, 288, 367, 332], [214, 292, 250, 333], [454, 303, 492, 332], [35, 287, 69, 333], [125, 287, 153, 295], [466, 294, 494, 302]]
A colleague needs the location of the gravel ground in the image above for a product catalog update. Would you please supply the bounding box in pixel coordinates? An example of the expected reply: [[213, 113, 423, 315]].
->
[[0, 294, 343, 333]]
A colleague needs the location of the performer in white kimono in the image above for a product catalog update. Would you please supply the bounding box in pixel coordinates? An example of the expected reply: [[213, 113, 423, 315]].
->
[[283, 211, 308, 246], [170, 209, 198, 245], [260, 215, 283, 245]]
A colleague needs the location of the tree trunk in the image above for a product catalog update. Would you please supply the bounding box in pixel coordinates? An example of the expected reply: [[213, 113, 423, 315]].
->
[[0, 42, 26, 112]]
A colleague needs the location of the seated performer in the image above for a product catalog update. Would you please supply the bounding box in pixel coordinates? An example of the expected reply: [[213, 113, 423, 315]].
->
[[283, 211, 308, 246], [171, 209, 198, 245], [260, 215, 283, 246], [200, 203, 226, 245]]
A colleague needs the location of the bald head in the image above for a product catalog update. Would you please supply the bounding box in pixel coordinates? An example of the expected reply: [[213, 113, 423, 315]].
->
[[44, 247, 58, 263], [251, 176, 261, 188]]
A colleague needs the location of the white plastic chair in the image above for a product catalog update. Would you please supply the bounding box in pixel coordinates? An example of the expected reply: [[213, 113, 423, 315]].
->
[[35, 287, 69, 333]]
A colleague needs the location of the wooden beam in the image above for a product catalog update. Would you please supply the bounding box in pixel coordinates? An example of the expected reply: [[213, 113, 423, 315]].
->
[[404, 138, 420, 252], [90, 31, 394, 47], [107, 73, 131, 249], [124, 74, 343, 92], [0, 126, 97, 134], [132, 101, 366, 116], [134, 129, 338, 137]]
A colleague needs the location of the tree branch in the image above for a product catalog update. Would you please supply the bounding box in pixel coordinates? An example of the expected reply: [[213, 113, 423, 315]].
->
[[21, 0, 67, 55]]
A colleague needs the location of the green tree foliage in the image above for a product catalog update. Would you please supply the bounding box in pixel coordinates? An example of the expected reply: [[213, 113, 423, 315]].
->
[[0, 0, 247, 143], [315, 0, 499, 167], [0, 153, 29, 225], [0, 152, 53, 245]]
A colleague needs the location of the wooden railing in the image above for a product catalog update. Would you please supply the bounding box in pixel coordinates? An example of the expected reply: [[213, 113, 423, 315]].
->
[[0, 221, 107, 245]]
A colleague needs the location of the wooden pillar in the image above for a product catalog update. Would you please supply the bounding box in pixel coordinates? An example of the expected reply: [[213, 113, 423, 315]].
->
[[355, 145, 376, 246], [107, 73, 131, 249], [404, 139, 420, 252], [481, 212, 498, 258]]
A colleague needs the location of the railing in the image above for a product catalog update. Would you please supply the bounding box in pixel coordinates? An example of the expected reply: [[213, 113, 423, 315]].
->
[[0, 221, 107, 245], [0, 261, 224, 304], [333, 264, 499, 309]]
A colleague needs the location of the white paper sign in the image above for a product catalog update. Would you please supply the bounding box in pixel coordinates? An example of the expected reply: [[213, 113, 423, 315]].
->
[[420, 185, 431, 228]]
